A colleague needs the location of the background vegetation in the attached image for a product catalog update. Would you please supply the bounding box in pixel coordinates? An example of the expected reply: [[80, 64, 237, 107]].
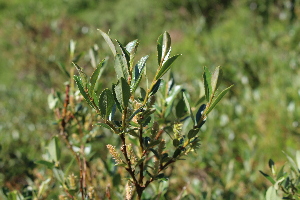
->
[[0, 0, 299, 199]]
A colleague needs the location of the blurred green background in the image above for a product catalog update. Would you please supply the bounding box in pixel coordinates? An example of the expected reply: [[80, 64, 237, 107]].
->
[[0, 0, 299, 199]]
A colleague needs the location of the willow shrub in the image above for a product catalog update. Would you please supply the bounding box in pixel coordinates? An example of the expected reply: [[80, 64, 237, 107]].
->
[[36, 31, 232, 200]]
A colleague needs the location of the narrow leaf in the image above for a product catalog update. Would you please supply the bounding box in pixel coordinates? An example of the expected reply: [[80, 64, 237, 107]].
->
[[74, 75, 95, 109], [283, 151, 299, 173], [90, 59, 105, 95], [125, 39, 139, 66], [157, 32, 171, 65], [99, 88, 115, 119], [259, 170, 276, 184], [116, 40, 130, 70], [115, 54, 129, 80], [35, 160, 55, 169], [131, 55, 149, 92], [183, 92, 195, 126], [206, 85, 233, 115], [56, 62, 70, 78], [149, 79, 162, 96], [211, 66, 223, 93], [196, 104, 206, 123], [48, 136, 60, 163], [96, 123, 115, 132], [114, 77, 131, 109], [296, 150, 300, 170], [73, 62, 89, 89], [187, 128, 200, 139], [203, 67, 212, 102], [155, 54, 181, 80], [97, 29, 117, 56]]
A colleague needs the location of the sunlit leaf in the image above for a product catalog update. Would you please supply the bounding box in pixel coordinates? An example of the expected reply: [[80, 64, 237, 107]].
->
[[114, 77, 131, 109], [99, 88, 115, 119], [206, 85, 233, 115], [98, 29, 117, 56], [90, 59, 105, 95], [115, 53, 129, 80], [203, 67, 212, 102], [155, 55, 181, 80]]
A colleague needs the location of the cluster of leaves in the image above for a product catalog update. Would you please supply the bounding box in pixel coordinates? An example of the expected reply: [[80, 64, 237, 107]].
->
[[61, 30, 232, 199], [260, 151, 300, 200]]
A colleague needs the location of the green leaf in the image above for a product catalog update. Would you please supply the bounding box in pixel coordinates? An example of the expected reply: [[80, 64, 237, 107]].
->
[[56, 62, 70, 78], [90, 59, 105, 95], [283, 151, 299, 173], [296, 150, 300, 170], [52, 168, 65, 184], [259, 170, 276, 184], [112, 83, 122, 112], [73, 62, 89, 89], [157, 32, 171, 65], [155, 54, 181, 80], [187, 128, 200, 139], [266, 186, 280, 200], [276, 165, 285, 180], [98, 29, 117, 56], [74, 75, 95, 109], [99, 88, 115, 119], [35, 160, 55, 169], [116, 40, 130, 70], [176, 97, 187, 119], [173, 148, 182, 158], [183, 92, 195, 126], [125, 39, 139, 66], [203, 67, 212, 102], [114, 77, 131, 109], [115, 53, 129, 80], [131, 55, 149, 92], [149, 79, 162, 96], [206, 85, 233, 115], [48, 136, 60, 163], [211, 66, 223, 93], [96, 123, 115, 132]]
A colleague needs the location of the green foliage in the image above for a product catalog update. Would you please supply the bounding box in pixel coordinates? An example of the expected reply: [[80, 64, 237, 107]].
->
[[1, 0, 300, 199], [261, 151, 300, 200], [33, 31, 229, 199]]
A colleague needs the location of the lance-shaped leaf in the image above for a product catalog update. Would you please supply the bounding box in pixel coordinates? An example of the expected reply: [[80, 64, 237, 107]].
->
[[157, 32, 171, 65], [149, 79, 162, 96], [73, 63, 89, 89], [90, 59, 105, 95], [131, 55, 149, 92], [116, 40, 130, 71], [48, 136, 60, 163], [114, 77, 131, 109], [96, 123, 115, 132], [115, 53, 129, 80], [99, 88, 115, 119], [56, 62, 70, 78], [205, 85, 233, 115], [155, 54, 181, 80], [97, 29, 117, 56], [183, 92, 195, 126], [196, 104, 206, 123], [203, 67, 212, 102], [126, 39, 139, 66], [188, 128, 200, 139], [259, 171, 276, 184], [211, 66, 223, 93], [74, 75, 95, 109]]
